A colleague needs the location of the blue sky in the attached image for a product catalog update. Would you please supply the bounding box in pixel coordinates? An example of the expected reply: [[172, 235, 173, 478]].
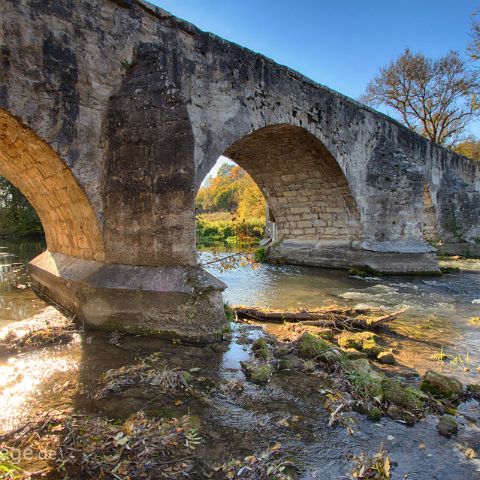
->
[[148, 0, 480, 177], [151, 0, 478, 99]]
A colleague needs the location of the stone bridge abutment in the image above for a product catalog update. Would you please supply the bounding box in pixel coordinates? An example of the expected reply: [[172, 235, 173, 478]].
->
[[0, 0, 479, 341]]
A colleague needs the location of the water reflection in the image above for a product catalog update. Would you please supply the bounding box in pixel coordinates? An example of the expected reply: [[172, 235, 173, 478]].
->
[[199, 245, 480, 383], [0, 238, 46, 328]]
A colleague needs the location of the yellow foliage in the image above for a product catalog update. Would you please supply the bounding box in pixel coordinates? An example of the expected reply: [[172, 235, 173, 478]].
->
[[196, 162, 266, 219]]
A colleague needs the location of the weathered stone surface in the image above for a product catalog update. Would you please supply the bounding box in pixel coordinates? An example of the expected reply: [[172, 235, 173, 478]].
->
[[0, 0, 479, 339], [436, 415, 458, 437], [240, 361, 272, 385], [420, 371, 463, 401], [29, 251, 227, 343]]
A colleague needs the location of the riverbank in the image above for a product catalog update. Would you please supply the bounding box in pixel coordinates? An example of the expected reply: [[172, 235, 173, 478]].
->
[[196, 212, 265, 245]]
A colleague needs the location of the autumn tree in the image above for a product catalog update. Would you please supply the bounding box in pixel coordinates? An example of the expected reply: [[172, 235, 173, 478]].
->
[[361, 49, 479, 146], [196, 161, 266, 219], [454, 137, 480, 162]]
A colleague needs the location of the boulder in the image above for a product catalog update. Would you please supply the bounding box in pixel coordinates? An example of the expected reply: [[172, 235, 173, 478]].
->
[[240, 361, 272, 385], [377, 351, 396, 365], [436, 414, 458, 437], [297, 332, 332, 359], [420, 371, 463, 401], [343, 348, 368, 360]]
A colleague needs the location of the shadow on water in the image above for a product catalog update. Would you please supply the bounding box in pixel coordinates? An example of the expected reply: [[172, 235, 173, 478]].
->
[[0, 239, 479, 478]]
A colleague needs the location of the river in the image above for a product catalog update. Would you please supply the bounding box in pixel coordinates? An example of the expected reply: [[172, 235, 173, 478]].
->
[[0, 239, 479, 479]]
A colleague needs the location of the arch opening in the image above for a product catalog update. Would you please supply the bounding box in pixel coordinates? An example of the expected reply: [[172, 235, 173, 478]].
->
[[0, 109, 104, 262], [221, 125, 362, 244], [196, 158, 267, 246]]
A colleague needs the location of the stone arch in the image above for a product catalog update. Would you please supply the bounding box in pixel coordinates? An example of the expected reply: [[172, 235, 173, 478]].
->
[[0, 109, 104, 261], [222, 124, 362, 243]]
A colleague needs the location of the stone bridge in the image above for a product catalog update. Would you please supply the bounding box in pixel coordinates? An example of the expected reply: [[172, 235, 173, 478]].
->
[[1, 0, 479, 341]]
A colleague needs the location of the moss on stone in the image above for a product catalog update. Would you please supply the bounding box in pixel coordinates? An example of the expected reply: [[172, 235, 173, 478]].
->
[[240, 361, 272, 385], [423, 371, 463, 398], [297, 332, 333, 359], [382, 377, 426, 411], [420, 371, 463, 401], [367, 407, 382, 421], [436, 414, 458, 437], [348, 265, 383, 277], [337, 332, 381, 358], [252, 338, 270, 359]]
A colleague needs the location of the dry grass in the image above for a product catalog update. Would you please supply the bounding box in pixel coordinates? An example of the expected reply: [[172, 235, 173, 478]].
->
[[94, 353, 194, 399], [0, 307, 75, 355]]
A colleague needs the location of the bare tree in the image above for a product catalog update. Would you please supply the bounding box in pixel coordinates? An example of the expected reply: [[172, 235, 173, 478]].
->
[[468, 12, 480, 63], [360, 49, 479, 146]]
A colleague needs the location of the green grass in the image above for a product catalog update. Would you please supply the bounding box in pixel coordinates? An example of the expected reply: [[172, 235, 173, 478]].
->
[[0, 450, 23, 479], [196, 213, 265, 245]]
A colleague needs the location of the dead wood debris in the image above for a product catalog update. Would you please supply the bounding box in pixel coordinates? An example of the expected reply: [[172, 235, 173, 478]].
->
[[0, 410, 203, 479], [233, 305, 408, 330], [0, 307, 76, 355], [94, 353, 194, 399]]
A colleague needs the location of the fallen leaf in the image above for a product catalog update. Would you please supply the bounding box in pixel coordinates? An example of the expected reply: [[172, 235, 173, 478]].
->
[[465, 448, 476, 459]]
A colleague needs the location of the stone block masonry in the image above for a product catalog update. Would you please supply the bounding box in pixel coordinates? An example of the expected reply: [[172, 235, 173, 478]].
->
[[0, 0, 479, 340]]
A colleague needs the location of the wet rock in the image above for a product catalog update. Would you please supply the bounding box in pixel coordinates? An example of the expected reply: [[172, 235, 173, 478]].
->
[[240, 361, 272, 385], [420, 371, 463, 401], [387, 405, 417, 425], [467, 384, 480, 400], [343, 348, 368, 360], [367, 406, 382, 421], [252, 338, 270, 359], [337, 331, 381, 358], [377, 351, 396, 365], [297, 332, 332, 359], [274, 345, 294, 357], [302, 360, 316, 373], [436, 414, 458, 437]]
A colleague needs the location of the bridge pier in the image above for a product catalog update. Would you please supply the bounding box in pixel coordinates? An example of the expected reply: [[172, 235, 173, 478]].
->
[[2, 0, 479, 344], [29, 251, 227, 343], [267, 240, 440, 275]]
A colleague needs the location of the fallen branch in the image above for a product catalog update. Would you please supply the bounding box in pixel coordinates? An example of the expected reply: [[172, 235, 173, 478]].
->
[[232, 305, 408, 330]]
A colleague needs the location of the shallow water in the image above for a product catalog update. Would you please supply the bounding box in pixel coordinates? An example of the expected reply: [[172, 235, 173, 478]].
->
[[0, 238, 46, 328], [200, 246, 480, 384], [0, 239, 479, 478]]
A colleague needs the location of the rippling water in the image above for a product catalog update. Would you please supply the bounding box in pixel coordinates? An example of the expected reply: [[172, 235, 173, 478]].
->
[[199, 246, 480, 383], [0, 239, 479, 478]]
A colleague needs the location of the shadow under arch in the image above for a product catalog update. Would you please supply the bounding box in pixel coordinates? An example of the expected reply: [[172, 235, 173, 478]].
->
[[0, 108, 104, 262], [221, 124, 363, 244]]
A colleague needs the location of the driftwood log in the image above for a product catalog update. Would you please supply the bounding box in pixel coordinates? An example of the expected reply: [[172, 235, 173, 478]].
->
[[232, 305, 408, 330]]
